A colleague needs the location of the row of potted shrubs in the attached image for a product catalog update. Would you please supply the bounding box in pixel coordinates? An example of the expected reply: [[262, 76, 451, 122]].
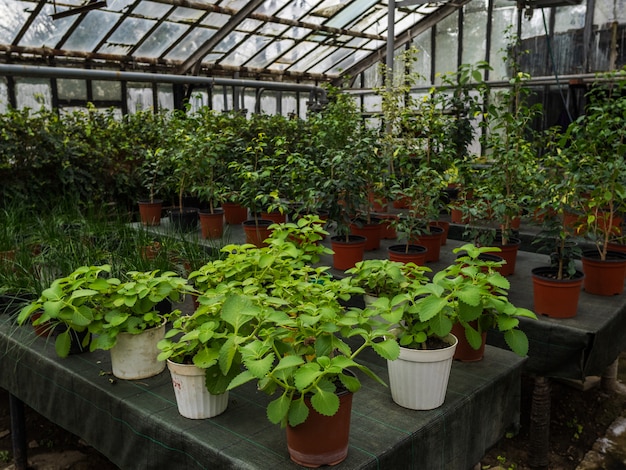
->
[[15, 216, 536, 467]]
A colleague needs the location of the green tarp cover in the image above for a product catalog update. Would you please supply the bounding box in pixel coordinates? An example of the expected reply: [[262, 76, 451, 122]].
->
[[0, 316, 524, 470]]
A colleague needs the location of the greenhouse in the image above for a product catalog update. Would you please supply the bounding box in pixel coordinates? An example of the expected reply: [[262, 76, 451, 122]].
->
[[1, 0, 626, 469]]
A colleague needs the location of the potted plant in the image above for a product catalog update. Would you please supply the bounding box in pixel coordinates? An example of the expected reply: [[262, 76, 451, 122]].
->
[[137, 147, 169, 226], [562, 67, 626, 296], [167, 112, 200, 232], [530, 137, 585, 318], [156, 293, 264, 419], [345, 258, 430, 306], [373, 243, 536, 408], [16, 265, 113, 357], [178, 216, 399, 466], [189, 110, 244, 239], [17, 265, 194, 379]]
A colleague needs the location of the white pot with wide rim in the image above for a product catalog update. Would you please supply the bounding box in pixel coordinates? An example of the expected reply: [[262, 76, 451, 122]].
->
[[109, 322, 166, 380], [387, 334, 458, 410], [167, 360, 229, 419]]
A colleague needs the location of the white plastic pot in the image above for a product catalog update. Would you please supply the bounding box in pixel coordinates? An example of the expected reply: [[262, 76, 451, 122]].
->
[[167, 360, 229, 419], [109, 322, 166, 380], [387, 334, 458, 410]]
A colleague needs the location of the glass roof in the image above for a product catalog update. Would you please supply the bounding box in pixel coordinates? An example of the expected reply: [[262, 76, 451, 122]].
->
[[0, 0, 457, 80]]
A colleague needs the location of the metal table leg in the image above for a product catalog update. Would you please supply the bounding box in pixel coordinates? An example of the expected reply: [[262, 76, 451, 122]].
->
[[9, 393, 27, 470], [528, 375, 551, 468]]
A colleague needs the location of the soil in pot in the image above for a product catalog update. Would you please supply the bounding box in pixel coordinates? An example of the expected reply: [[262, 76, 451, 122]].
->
[[531, 267, 584, 318], [581, 250, 626, 296], [387, 244, 427, 265]]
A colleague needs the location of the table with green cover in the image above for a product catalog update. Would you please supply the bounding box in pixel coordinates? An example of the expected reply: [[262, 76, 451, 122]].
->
[[0, 314, 524, 470]]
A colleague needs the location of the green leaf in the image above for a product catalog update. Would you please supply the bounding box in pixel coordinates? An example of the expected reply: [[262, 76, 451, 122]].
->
[[457, 301, 483, 322], [288, 399, 310, 427], [463, 325, 483, 350], [267, 393, 291, 425], [371, 338, 400, 361], [55, 330, 71, 358], [227, 369, 256, 390], [417, 296, 449, 321], [193, 346, 220, 369], [294, 362, 322, 391], [310, 386, 340, 417], [245, 353, 275, 378], [504, 329, 529, 357], [205, 363, 240, 395], [274, 354, 305, 372], [457, 285, 482, 307]]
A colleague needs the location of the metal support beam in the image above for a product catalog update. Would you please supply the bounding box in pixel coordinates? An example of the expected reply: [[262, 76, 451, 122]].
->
[[0, 64, 327, 105], [9, 393, 27, 470]]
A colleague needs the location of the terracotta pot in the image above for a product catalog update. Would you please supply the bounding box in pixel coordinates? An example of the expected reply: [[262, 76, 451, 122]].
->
[[169, 207, 199, 232], [373, 213, 397, 239], [484, 237, 521, 276], [369, 192, 388, 212], [450, 207, 470, 224], [393, 194, 411, 209], [242, 219, 273, 247], [222, 202, 248, 225], [199, 209, 224, 239], [430, 220, 449, 246], [451, 321, 486, 362], [531, 267, 584, 318], [261, 211, 287, 224], [605, 243, 626, 281], [137, 199, 163, 226], [286, 388, 353, 467], [581, 250, 626, 296], [411, 226, 444, 262], [330, 235, 366, 270], [349, 218, 382, 251], [387, 244, 427, 265]]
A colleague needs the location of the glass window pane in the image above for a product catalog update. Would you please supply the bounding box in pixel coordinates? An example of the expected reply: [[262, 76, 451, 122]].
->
[[202, 13, 230, 28], [19, 5, 75, 47], [135, 22, 188, 57], [288, 44, 332, 72], [490, 6, 517, 79], [221, 35, 272, 66], [255, 0, 290, 16], [189, 90, 210, 113], [213, 31, 247, 53], [462, 3, 488, 65], [92, 81, 121, 101], [157, 85, 174, 111], [554, 4, 586, 33], [325, 0, 379, 29], [57, 79, 87, 100], [132, 1, 172, 19], [169, 6, 205, 23], [127, 84, 153, 113], [521, 8, 550, 39], [411, 31, 432, 86], [435, 11, 459, 81], [247, 39, 296, 68], [259, 92, 277, 115], [15, 78, 51, 110], [101, 17, 155, 55], [0, 78, 8, 113], [165, 28, 216, 61], [237, 18, 263, 32], [0, 0, 30, 43], [63, 10, 120, 51]]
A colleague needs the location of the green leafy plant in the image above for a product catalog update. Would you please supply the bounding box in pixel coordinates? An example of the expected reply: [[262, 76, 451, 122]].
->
[[561, 67, 626, 261], [375, 244, 536, 355], [165, 216, 400, 428], [345, 258, 430, 299]]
